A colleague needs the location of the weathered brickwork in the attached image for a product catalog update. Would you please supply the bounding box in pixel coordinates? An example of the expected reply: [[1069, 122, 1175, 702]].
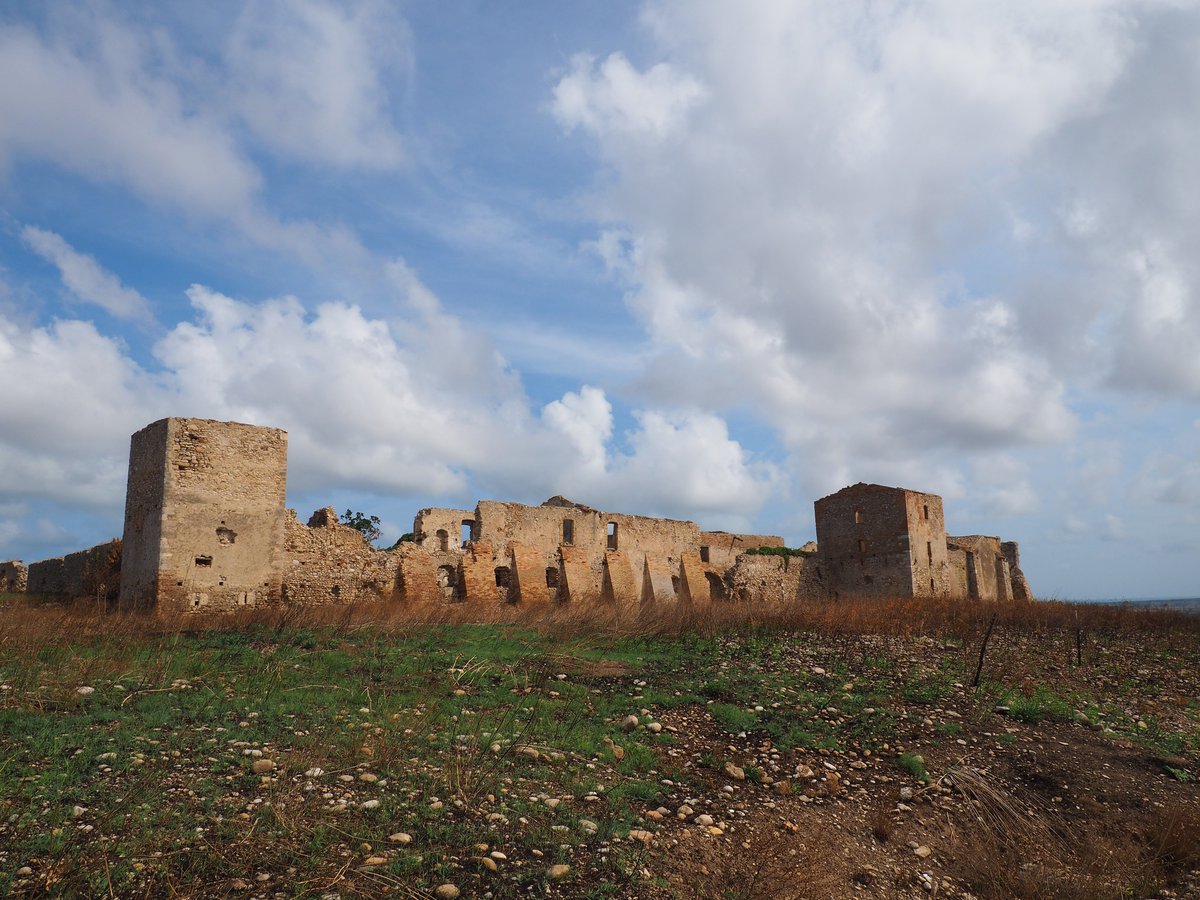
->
[[22, 419, 1033, 612], [1, 560, 27, 593]]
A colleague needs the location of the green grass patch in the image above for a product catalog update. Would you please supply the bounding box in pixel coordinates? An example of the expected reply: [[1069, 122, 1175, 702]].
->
[[896, 751, 930, 783]]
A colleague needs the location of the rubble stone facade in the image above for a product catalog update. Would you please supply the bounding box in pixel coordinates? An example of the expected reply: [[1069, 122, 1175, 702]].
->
[[21, 419, 1033, 612], [1, 560, 28, 593]]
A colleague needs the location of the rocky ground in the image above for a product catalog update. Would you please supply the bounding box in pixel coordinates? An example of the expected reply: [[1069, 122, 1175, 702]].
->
[[0, 599, 1197, 898]]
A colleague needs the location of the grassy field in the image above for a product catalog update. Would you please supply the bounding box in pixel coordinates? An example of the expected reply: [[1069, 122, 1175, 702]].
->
[[0, 594, 1198, 898]]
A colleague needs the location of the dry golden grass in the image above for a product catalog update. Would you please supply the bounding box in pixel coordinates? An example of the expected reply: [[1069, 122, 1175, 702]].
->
[[2, 591, 1197, 655]]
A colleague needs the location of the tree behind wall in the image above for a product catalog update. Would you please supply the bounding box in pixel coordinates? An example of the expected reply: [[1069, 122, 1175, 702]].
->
[[340, 510, 382, 546]]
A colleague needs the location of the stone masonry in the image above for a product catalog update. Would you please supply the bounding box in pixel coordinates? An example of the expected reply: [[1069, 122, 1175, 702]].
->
[[813, 483, 1029, 602], [1, 560, 28, 593], [119, 418, 289, 613], [21, 419, 1033, 612]]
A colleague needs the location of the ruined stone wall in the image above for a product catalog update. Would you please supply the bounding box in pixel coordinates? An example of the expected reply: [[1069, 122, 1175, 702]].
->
[[728, 553, 830, 605], [946, 546, 969, 599], [69, 414, 1039, 616], [413, 508, 474, 553], [470, 499, 718, 608], [699, 532, 784, 569], [0, 561, 27, 593], [119, 418, 289, 614], [396, 544, 443, 607], [904, 491, 951, 598], [119, 419, 169, 608], [946, 535, 1004, 600], [604, 511, 700, 596], [281, 508, 401, 606], [1002, 542, 1033, 601], [28, 540, 121, 600]]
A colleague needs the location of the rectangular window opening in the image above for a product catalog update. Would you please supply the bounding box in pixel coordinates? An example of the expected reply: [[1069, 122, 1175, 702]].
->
[[562, 518, 574, 545], [923, 504, 930, 521], [926, 541, 933, 564], [607, 521, 618, 551], [854, 509, 863, 524], [699, 546, 710, 563], [194, 556, 212, 567], [461, 521, 473, 548]]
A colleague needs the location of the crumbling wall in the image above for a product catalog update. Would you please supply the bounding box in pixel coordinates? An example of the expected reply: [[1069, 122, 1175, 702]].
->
[[460, 541, 500, 607], [728, 553, 829, 604], [640, 555, 676, 605], [413, 508, 475, 553], [699, 532, 784, 569], [28, 540, 121, 602], [119, 418, 169, 608], [600, 550, 639, 613], [946, 546, 969, 598], [1, 560, 27, 593], [946, 536, 1000, 600], [396, 544, 442, 606], [281, 508, 400, 605], [1002, 541, 1033, 601], [678, 551, 709, 604], [903, 490, 951, 598], [945, 535, 1023, 601], [509, 542, 553, 607], [119, 418, 289, 614]]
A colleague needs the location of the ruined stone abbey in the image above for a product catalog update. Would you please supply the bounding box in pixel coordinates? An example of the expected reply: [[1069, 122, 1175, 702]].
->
[[2, 418, 1032, 612]]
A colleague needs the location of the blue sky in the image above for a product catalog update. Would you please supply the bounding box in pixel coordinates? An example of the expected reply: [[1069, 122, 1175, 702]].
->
[[1, 1, 1198, 599]]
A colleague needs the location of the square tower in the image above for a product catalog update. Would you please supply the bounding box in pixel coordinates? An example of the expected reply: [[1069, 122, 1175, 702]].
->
[[119, 418, 289, 613], [814, 483, 950, 598]]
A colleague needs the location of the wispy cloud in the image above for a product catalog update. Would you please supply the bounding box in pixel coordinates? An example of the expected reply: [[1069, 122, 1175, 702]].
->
[[20, 226, 155, 323]]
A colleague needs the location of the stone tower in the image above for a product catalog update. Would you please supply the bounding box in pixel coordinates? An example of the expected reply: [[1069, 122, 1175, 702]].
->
[[118, 418, 289, 613], [814, 482, 951, 599]]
